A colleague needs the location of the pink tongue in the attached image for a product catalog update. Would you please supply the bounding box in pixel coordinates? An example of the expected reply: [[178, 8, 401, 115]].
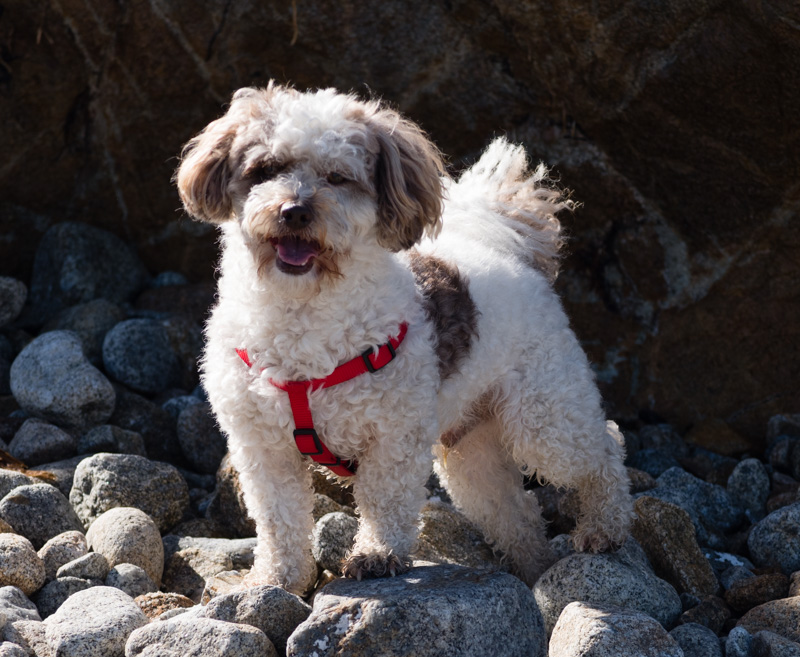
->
[[276, 239, 318, 266]]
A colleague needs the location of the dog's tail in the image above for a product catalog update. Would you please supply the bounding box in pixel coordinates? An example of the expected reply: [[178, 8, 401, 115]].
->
[[444, 137, 573, 283]]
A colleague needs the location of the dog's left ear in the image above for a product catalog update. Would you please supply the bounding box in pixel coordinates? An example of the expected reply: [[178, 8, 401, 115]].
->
[[369, 110, 445, 251]]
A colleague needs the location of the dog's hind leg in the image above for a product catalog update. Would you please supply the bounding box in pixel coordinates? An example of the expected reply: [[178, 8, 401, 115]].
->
[[434, 418, 556, 586]]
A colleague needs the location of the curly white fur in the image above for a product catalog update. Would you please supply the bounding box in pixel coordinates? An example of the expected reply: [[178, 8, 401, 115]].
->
[[176, 83, 633, 594]]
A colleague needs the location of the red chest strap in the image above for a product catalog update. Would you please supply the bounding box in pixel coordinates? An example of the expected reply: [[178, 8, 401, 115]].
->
[[235, 323, 408, 477]]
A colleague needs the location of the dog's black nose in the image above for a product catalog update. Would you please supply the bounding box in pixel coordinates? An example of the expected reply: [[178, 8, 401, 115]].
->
[[281, 204, 313, 229]]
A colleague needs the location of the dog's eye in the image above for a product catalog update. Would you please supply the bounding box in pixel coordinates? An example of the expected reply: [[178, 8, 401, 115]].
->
[[249, 163, 284, 183], [326, 172, 348, 185]]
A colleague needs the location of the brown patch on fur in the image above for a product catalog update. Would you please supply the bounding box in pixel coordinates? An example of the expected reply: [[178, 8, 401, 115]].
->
[[409, 251, 478, 381], [440, 391, 495, 448]]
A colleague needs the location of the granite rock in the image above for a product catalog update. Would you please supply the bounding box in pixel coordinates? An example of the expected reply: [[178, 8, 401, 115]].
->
[[43, 299, 126, 366], [0, 278, 27, 328], [33, 576, 100, 620], [37, 531, 89, 582], [9, 419, 77, 467], [668, 622, 722, 657], [105, 564, 158, 599], [311, 512, 358, 575], [0, 534, 45, 596], [77, 425, 146, 457], [0, 484, 84, 549], [175, 403, 227, 475], [748, 503, 800, 575], [56, 553, 109, 582], [102, 319, 179, 395]]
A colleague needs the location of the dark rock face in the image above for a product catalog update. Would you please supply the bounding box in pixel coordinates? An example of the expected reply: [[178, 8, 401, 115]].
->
[[1, 1, 798, 439]]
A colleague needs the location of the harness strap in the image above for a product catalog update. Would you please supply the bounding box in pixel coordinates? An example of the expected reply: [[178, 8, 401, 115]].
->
[[236, 323, 408, 477]]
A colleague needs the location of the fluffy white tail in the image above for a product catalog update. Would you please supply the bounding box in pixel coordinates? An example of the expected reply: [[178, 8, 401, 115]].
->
[[446, 137, 572, 283]]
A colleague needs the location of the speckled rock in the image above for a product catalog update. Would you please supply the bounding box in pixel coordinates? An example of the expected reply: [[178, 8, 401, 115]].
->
[[0, 641, 27, 657], [34, 455, 86, 498], [133, 591, 195, 620], [0, 484, 84, 549], [108, 387, 181, 463], [70, 453, 189, 532], [102, 319, 179, 395], [312, 493, 354, 522], [201, 571, 246, 604], [34, 576, 99, 619], [196, 585, 311, 655], [724, 573, 789, 613], [203, 455, 256, 538], [161, 538, 241, 603], [8, 419, 77, 466], [9, 331, 116, 432], [737, 597, 800, 644], [0, 586, 41, 623], [77, 425, 146, 457], [85, 507, 164, 586], [288, 563, 545, 657], [105, 564, 158, 599], [56, 552, 109, 582], [0, 534, 45, 595], [43, 299, 126, 366], [0, 471, 38, 501], [1, 619, 47, 656], [38, 531, 88, 581], [668, 622, 722, 657], [631, 495, 718, 596], [0, 278, 27, 328], [727, 458, 771, 522], [726, 626, 753, 657], [533, 539, 682, 636], [678, 595, 731, 634], [126, 617, 275, 657], [752, 630, 800, 656], [311, 512, 358, 575], [161, 395, 201, 422], [549, 601, 683, 657], [44, 586, 148, 657], [747, 502, 800, 575], [175, 403, 227, 475]]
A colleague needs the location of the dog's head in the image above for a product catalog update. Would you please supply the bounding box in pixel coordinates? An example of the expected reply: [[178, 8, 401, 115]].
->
[[176, 83, 445, 288]]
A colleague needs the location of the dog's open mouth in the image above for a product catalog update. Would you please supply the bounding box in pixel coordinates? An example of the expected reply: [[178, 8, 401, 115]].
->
[[271, 237, 320, 275]]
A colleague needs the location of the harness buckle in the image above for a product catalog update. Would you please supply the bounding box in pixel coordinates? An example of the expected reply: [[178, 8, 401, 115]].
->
[[361, 339, 397, 374], [293, 428, 324, 456]]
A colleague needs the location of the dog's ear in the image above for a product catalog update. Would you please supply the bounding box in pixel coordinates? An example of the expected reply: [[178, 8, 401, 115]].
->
[[369, 110, 445, 251]]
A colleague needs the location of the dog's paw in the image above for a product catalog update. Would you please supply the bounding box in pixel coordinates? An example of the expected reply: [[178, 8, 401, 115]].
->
[[571, 528, 625, 554], [341, 551, 411, 581]]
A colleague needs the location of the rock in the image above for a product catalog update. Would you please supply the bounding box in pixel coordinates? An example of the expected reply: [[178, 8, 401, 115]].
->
[[678, 595, 731, 635], [108, 387, 180, 463], [638, 424, 689, 457], [43, 299, 126, 366], [727, 458, 771, 522], [162, 546, 234, 604], [311, 512, 358, 575], [636, 466, 744, 549], [748, 503, 800, 574], [720, 565, 755, 590], [200, 571, 246, 604], [162, 536, 256, 572], [311, 493, 354, 522], [8, 419, 77, 467], [668, 622, 723, 657], [533, 539, 681, 635], [0, 472, 38, 501], [2, 619, 47, 656], [627, 467, 657, 493], [161, 395, 201, 422], [0, 278, 27, 327], [685, 419, 754, 456], [34, 455, 87, 498], [752, 630, 800, 656], [548, 601, 683, 657], [77, 425, 146, 457], [151, 272, 189, 288], [0, 586, 41, 623], [726, 626, 753, 657], [125, 617, 275, 657], [38, 531, 88, 581], [204, 455, 256, 538], [724, 573, 789, 613], [0, 535, 44, 598], [102, 319, 179, 395], [85, 507, 164, 586], [288, 563, 546, 657], [767, 436, 800, 473], [790, 572, 800, 597], [160, 315, 204, 391], [28, 222, 149, 322], [767, 415, 800, 440], [0, 484, 84, 549], [196, 584, 311, 655], [631, 495, 718, 596], [703, 549, 754, 578], [9, 331, 116, 432], [70, 453, 189, 532], [175, 403, 227, 475], [44, 586, 148, 656], [105, 564, 158, 599], [0, 641, 27, 657], [737, 598, 800, 644], [34, 576, 99, 620], [413, 500, 498, 569], [134, 591, 195, 620], [629, 449, 681, 478], [56, 553, 109, 582]]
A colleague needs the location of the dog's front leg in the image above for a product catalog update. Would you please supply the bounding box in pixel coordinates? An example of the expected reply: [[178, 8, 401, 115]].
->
[[342, 426, 435, 580], [230, 443, 317, 595]]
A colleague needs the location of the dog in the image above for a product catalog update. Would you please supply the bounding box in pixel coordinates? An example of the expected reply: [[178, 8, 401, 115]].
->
[[175, 82, 633, 595]]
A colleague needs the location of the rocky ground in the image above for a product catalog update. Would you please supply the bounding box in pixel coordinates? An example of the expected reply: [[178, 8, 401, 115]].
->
[[0, 221, 798, 656]]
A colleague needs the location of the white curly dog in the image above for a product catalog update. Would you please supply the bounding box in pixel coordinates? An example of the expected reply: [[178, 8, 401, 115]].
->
[[176, 82, 633, 595]]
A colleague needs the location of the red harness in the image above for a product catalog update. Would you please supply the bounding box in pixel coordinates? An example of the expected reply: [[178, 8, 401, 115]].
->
[[235, 323, 408, 477]]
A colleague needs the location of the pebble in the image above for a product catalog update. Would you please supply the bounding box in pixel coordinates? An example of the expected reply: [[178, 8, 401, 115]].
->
[[77, 425, 146, 457], [195, 584, 311, 655], [175, 402, 227, 474], [289, 563, 546, 657], [631, 495, 719, 596], [70, 453, 189, 532], [85, 507, 164, 586], [668, 622, 723, 657], [126, 616, 276, 657], [0, 585, 41, 622], [737, 597, 800, 644], [727, 457, 771, 522], [133, 591, 195, 620], [43, 586, 148, 656], [0, 277, 27, 328], [105, 563, 158, 598], [43, 299, 126, 365], [37, 531, 88, 581], [549, 601, 683, 657], [8, 418, 77, 466], [310, 512, 358, 575], [533, 539, 682, 635], [56, 552, 109, 581], [34, 576, 100, 619], [0, 484, 84, 549], [9, 331, 116, 432], [747, 502, 800, 574], [0, 534, 45, 595]]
